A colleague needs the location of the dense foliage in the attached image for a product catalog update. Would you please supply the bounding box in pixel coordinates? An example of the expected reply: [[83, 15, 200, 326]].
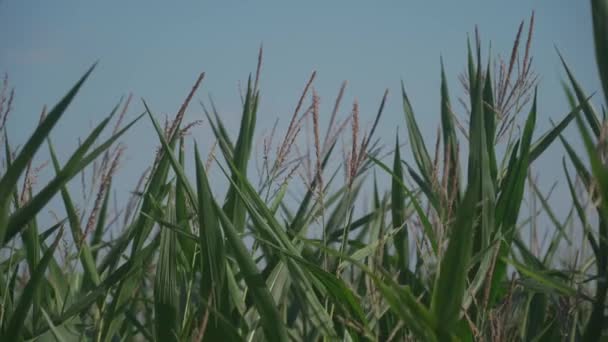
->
[[1, 2, 608, 341]]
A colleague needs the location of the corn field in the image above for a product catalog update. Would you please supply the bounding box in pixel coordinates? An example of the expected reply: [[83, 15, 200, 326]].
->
[[1, 2, 608, 341]]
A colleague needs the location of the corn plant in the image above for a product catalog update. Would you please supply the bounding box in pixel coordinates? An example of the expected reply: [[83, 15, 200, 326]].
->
[[0, 2, 607, 341]]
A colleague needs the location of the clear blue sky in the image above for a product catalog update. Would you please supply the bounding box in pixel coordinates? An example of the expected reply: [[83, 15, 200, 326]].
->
[[0, 1, 601, 237]]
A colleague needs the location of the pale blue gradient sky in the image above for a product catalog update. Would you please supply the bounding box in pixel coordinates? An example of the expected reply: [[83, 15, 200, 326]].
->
[[0, 1, 601, 239]]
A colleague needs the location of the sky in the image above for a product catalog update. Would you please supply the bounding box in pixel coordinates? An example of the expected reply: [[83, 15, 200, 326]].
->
[[0, 1, 602, 247]]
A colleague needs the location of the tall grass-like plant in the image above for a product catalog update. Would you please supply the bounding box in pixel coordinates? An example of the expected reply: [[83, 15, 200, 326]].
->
[[0, 3, 607, 341]]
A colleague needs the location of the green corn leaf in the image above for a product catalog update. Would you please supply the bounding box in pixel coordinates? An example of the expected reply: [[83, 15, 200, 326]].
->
[[571, 92, 608, 342], [203, 108, 234, 163], [25, 239, 158, 340], [563, 158, 600, 258], [154, 200, 180, 342], [214, 200, 288, 342], [245, 234, 370, 335], [297, 236, 437, 340], [3, 228, 63, 340], [0, 63, 96, 244], [194, 144, 230, 335], [482, 57, 498, 185], [127, 125, 174, 256], [144, 101, 197, 207], [214, 156, 339, 338], [376, 282, 438, 342], [560, 134, 592, 189], [19, 207, 42, 329], [490, 90, 538, 305], [431, 179, 479, 333], [369, 155, 437, 254], [591, 0, 608, 106], [530, 179, 572, 249], [522, 292, 548, 341], [224, 77, 257, 233], [529, 103, 583, 162], [391, 134, 409, 283], [99, 236, 161, 341], [175, 138, 196, 266], [91, 177, 112, 263], [203, 97, 235, 156], [48, 140, 101, 288], [2, 136, 20, 217], [288, 141, 337, 236], [467, 38, 477, 101], [401, 81, 433, 182], [502, 257, 576, 297], [574, 100, 608, 221], [440, 58, 461, 207], [558, 50, 602, 137], [404, 162, 441, 212], [125, 309, 154, 342], [4, 111, 143, 245], [40, 308, 68, 342]]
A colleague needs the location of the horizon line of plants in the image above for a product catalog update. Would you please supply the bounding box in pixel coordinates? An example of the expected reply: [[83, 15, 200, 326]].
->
[[1, 2, 608, 341]]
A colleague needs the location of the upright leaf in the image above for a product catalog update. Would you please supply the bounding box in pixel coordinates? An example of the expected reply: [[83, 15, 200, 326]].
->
[[0, 64, 96, 244], [391, 134, 408, 283], [3, 229, 63, 340]]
